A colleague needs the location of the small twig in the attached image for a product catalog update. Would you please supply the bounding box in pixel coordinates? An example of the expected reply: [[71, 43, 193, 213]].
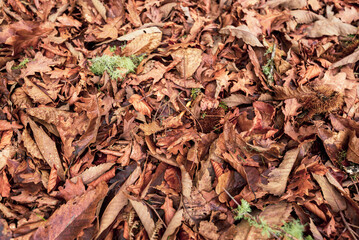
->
[[340, 211, 359, 240]]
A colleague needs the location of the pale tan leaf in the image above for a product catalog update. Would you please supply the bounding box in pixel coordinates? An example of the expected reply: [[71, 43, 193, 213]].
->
[[219, 25, 263, 47], [97, 166, 141, 239], [71, 162, 115, 185], [123, 32, 162, 56], [260, 148, 300, 196], [161, 209, 183, 240], [28, 118, 65, 180], [0, 145, 16, 171], [309, 218, 324, 240], [199, 221, 219, 240], [330, 48, 359, 69], [263, 0, 306, 9], [139, 121, 163, 136], [128, 94, 152, 117], [118, 27, 161, 41], [160, 196, 176, 225], [23, 78, 53, 105], [222, 94, 252, 107], [129, 199, 155, 237], [0, 130, 13, 150], [180, 165, 192, 199], [0, 120, 23, 131], [312, 173, 347, 212], [347, 131, 359, 164], [171, 48, 203, 79], [91, 0, 107, 20], [291, 10, 325, 24], [22, 128, 43, 159], [336, 6, 359, 24], [10, 87, 33, 108], [215, 171, 232, 203]]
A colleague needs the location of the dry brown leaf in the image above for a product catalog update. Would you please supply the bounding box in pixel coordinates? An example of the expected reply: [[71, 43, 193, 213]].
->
[[336, 6, 359, 23], [10, 87, 33, 108], [139, 121, 163, 136], [161, 208, 183, 240], [122, 32, 162, 56], [220, 25, 263, 47], [118, 27, 162, 41], [0, 120, 23, 131], [309, 218, 324, 240], [128, 94, 152, 118], [199, 221, 219, 240], [97, 166, 141, 239], [180, 165, 193, 199], [0, 130, 13, 150], [305, 6, 357, 38], [91, 0, 107, 20], [312, 173, 347, 212], [330, 48, 359, 69], [0, 171, 11, 198], [260, 148, 300, 196], [291, 10, 324, 24], [129, 199, 155, 236], [221, 94, 252, 107], [215, 171, 233, 203], [0, 145, 16, 171], [31, 182, 108, 240], [58, 178, 86, 202], [171, 48, 203, 79], [263, 0, 306, 9], [28, 118, 65, 180], [22, 128, 43, 159], [346, 131, 359, 164], [23, 78, 53, 105], [160, 196, 176, 225], [71, 162, 115, 185], [20, 52, 60, 78], [47, 166, 59, 193]]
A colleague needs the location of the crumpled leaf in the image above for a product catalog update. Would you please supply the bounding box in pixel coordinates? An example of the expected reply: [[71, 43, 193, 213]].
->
[[305, 6, 357, 38], [330, 48, 359, 69], [346, 131, 359, 164], [0, 171, 11, 198], [199, 221, 219, 240], [312, 173, 347, 212], [31, 182, 108, 240], [70, 162, 115, 185], [260, 148, 300, 196], [160, 196, 176, 225], [20, 52, 60, 78], [139, 121, 163, 135], [128, 94, 153, 117], [23, 77, 53, 105], [171, 48, 203, 79], [129, 199, 155, 237], [0, 145, 17, 171], [263, 0, 306, 9], [220, 25, 263, 47], [22, 128, 43, 159], [28, 118, 65, 180], [161, 208, 183, 240], [221, 94, 252, 107], [122, 31, 162, 56], [58, 178, 86, 201]]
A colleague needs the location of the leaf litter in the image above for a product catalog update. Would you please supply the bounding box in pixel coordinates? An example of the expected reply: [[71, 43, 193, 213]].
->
[[1, 0, 359, 239]]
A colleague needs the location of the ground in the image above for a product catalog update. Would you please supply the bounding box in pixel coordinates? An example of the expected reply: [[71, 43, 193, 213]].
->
[[1, 0, 359, 239]]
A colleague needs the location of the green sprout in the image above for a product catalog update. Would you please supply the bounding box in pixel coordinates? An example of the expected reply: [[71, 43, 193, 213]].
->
[[219, 101, 228, 111], [109, 46, 117, 52], [191, 88, 201, 99], [12, 58, 30, 70], [90, 54, 144, 80]]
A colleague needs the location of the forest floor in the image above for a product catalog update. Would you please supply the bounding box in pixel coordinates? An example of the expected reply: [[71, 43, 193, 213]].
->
[[1, 0, 359, 239]]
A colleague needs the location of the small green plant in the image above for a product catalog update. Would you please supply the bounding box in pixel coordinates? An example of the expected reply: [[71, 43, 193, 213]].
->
[[109, 45, 117, 52], [219, 101, 228, 111], [201, 112, 207, 119], [90, 54, 144, 80], [262, 44, 276, 86], [191, 88, 201, 99], [233, 198, 310, 239], [13, 58, 30, 70]]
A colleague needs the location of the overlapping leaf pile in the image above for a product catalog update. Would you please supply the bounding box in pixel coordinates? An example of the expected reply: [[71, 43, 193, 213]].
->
[[1, 0, 359, 239]]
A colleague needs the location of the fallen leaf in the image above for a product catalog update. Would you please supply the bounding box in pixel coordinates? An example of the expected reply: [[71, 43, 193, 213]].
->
[[128, 94, 152, 117], [28, 118, 65, 180], [71, 162, 115, 185], [220, 25, 263, 47], [199, 221, 219, 240], [31, 182, 108, 240], [57, 178, 86, 201], [123, 32, 162, 56], [161, 209, 183, 240], [221, 94, 252, 107], [0, 171, 11, 198], [129, 199, 155, 237], [160, 196, 176, 225], [171, 48, 203, 79]]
